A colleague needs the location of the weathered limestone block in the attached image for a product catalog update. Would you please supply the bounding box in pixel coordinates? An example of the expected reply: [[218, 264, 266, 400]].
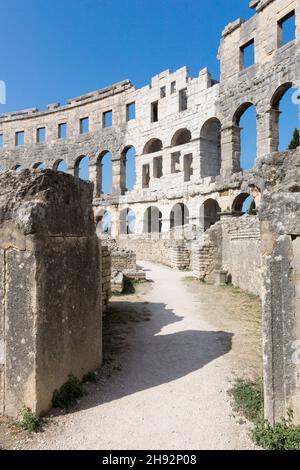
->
[[101, 245, 111, 312], [0, 169, 102, 418], [254, 149, 300, 424]]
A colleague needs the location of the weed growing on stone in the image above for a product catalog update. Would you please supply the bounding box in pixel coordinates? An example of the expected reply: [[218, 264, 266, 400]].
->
[[52, 374, 84, 409], [18, 407, 42, 433]]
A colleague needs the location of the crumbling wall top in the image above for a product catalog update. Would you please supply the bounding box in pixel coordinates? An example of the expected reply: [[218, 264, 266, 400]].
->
[[0, 169, 95, 238]]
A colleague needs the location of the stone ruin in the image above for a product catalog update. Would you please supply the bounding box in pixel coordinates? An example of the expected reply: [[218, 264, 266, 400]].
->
[[0, 0, 299, 423], [0, 170, 102, 417]]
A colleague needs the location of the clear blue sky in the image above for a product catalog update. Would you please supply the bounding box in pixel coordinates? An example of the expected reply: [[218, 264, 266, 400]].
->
[[0, 0, 298, 185]]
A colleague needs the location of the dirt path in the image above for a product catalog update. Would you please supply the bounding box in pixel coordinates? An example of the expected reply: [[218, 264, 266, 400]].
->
[[24, 261, 261, 450]]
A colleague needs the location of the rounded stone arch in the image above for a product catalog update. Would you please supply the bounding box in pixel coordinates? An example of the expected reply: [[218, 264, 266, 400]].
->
[[232, 192, 257, 215], [200, 198, 221, 231], [121, 145, 137, 194], [270, 82, 294, 109], [53, 159, 67, 172], [74, 155, 89, 180], [170, 202, 189, 229], [232, 101, 257, 171], [143, 206, 162, 233], [142, 138, 163, 155], [200, 117, 222, 177], [96, 150, 113, 195], [12, 164, 22, 171], [95, 209, 112, 237], [33, 162, 46, 170], [233, 102, 255, 126], [171, 128, 191, 147], [269, 82, 296, 152]]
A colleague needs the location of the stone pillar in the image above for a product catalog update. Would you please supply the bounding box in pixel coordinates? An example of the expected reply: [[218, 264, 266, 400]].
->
[[112, 154, 122, 195], [110, 207, 120, 238], [268, 108, 280, 154], [257, 148, 300, 425], [0, 169, 102, 418], [220, 124, 241, 175], [90, 162, 101, 198], [256, 108, 270, 159]]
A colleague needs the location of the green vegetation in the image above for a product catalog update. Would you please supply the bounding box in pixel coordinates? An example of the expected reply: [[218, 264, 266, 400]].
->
[[229, 378, 300, 450], [52, 374, 84, 409], [230, 378, 263, 422], [253, 411, 300, 450], [18, 407, 42, 433], [82, 371, 97, 383], [288, 128, 300, 150]]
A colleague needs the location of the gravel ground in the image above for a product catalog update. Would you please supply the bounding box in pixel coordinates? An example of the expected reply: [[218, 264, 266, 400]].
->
[[3, 261, 261, 450]]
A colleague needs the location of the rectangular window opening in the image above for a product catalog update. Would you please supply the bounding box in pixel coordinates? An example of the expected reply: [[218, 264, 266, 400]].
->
[[126, 102, 135, 121], [160, 86, 166, 99], [278, 11, 296, 47], [151, 101, 158, 122], [153, 156, 163, 179], [171, 152, 181, 174], [240, 39, 255, 70], [37, 127, 46, 144], [171, 81, 176, 94], [103, 110, 112, 128], [80, 117, 89, 134], [15, 131, 24, 146], [58, 122, 67, 139], [179, 88, 188, 111], [142, 164, 150, 188]]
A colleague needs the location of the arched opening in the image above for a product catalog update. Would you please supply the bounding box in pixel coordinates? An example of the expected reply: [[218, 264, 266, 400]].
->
[[170, 203, 189, 229], [33, 162, 46, 170], [143, 206, 162, 233], [12, 164, 22, 171], [200, 199, 221, 231], [53, 159, 67, 173], [171, 128, 191, 147], [121, 146, 136, 193], [232, 193, 257, 215], [270, 83, 298, 151], [74, 155, 89, 180], [233, 102, 257, 171], [120, 208, 136, 234], [96, 210, 112, 237], [143, 138, 163, 154], [200, 118, 222, 177], [97, 151, 113, 195]]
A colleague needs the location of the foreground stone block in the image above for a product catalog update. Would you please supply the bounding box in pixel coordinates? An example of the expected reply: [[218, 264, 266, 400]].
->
[[254, 149, 300, 424], [0, 169, 102, 418]]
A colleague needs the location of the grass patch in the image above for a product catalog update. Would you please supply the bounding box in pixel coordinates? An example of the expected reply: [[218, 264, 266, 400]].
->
[[18, 407, 42, 433], [229, 378, 300, 450], [52, 374, 84, 409], [230, 378, 264, 422]]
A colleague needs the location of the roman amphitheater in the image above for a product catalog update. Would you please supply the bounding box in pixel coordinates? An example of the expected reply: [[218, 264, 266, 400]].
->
[[0, 0, 300, 448]]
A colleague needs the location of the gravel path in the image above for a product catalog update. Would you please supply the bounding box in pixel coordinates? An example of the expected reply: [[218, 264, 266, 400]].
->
[[29, 261, 256, 450]]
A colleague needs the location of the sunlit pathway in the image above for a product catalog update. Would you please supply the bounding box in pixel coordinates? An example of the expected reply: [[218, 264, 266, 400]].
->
[[30, 261, 256, 450]]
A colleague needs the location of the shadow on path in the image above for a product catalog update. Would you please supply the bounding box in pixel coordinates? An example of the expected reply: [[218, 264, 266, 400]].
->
[[78, 298, 233, 411]]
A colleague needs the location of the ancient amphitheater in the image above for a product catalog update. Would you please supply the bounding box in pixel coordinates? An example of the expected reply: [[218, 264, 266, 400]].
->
[[0, 0, 300, 441]]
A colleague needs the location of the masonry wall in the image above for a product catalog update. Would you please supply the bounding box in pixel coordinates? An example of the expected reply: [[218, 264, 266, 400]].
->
[[0, 170, 102, 418], [220, 216, 262, 296]]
